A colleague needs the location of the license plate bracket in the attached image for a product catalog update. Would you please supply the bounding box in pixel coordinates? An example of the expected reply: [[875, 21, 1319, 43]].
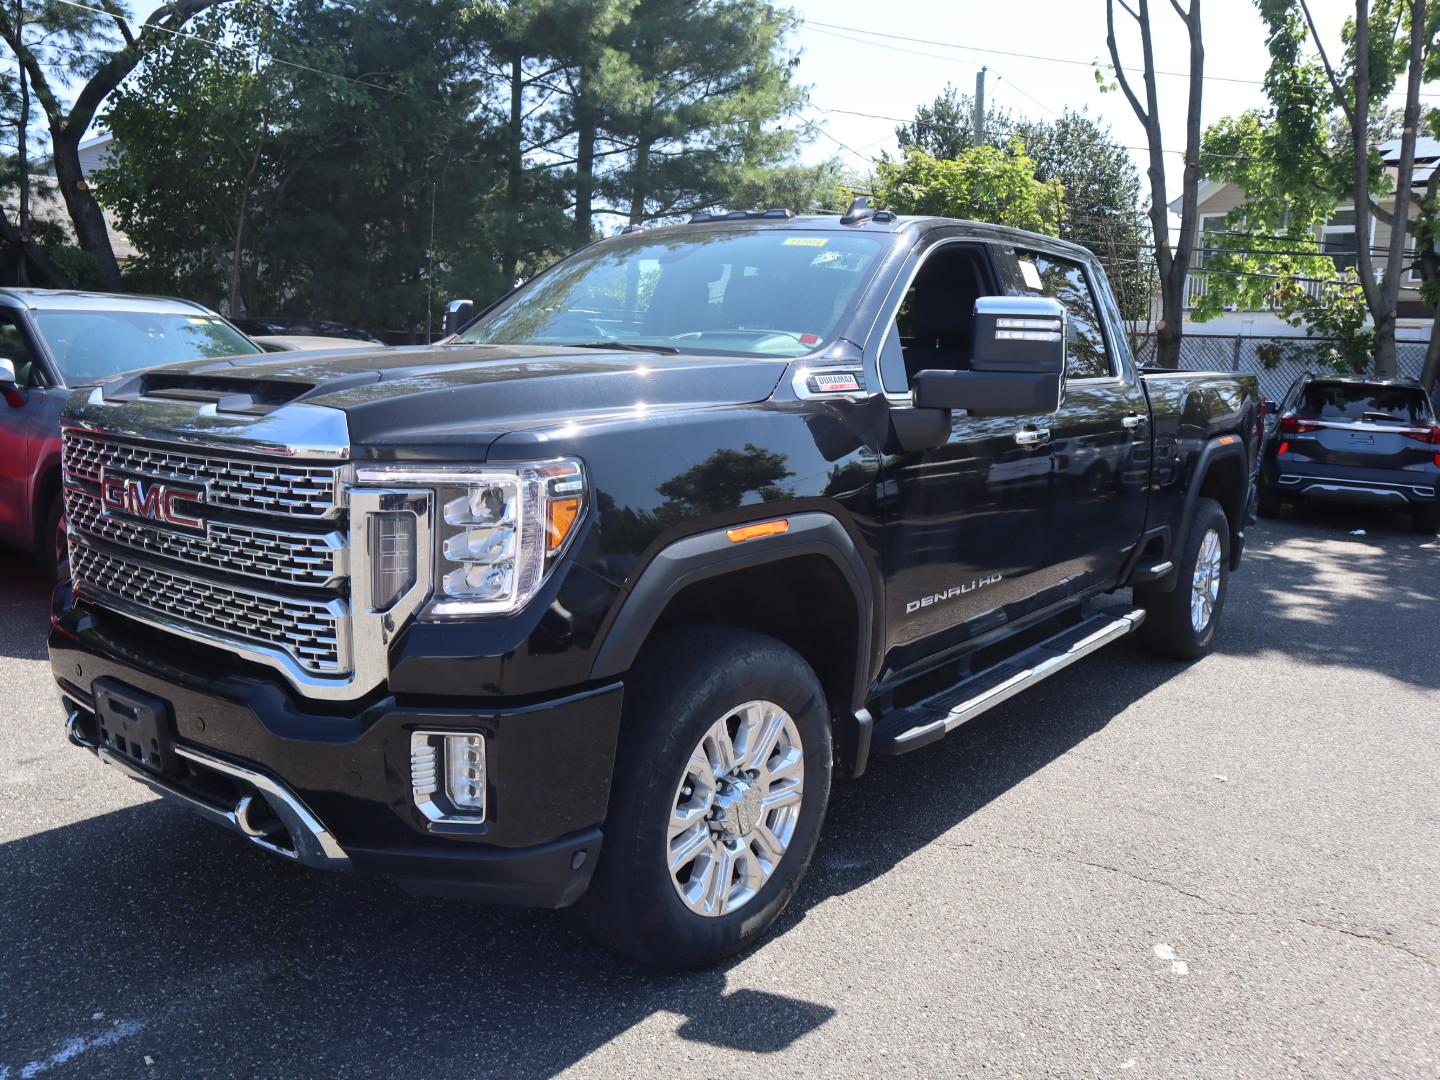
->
[[92, 677, 181, 776]]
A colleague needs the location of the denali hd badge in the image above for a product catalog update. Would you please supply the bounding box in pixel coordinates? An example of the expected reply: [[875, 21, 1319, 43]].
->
[[906, 573, 1003, 613], [100, 470, 206, 530]]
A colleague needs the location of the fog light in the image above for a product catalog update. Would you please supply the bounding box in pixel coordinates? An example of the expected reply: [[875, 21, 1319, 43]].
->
[[410, 730, 487, 823], [445, 733, 486, 811]]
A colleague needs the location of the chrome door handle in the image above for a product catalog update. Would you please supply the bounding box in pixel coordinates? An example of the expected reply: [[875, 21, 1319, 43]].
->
[[1122, 413, 1148, 430], [1014, 427, 1051, 447]]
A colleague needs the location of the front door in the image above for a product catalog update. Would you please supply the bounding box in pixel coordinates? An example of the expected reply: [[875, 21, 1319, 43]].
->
[[874, 241, 1063, 679], [0, 311, 48, 549]]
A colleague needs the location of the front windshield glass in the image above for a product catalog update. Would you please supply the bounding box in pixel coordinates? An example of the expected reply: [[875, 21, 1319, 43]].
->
[[459, 228, 889, 358], [35, 309, 261, 384]]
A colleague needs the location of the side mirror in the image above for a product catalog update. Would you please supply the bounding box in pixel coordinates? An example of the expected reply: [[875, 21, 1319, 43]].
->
[[443, 299, 475, 337], [0, 357, 24, 408], [911, 297, 1067, 417]]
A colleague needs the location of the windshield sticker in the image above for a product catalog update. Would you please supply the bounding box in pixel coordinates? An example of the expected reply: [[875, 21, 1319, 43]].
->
[[1018, 260, 1044, 291], [783, 237, 827, 247]]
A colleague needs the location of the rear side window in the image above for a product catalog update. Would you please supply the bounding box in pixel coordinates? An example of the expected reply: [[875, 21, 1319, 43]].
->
[[1014, 249, 1113, 379], [1297, 382, 1432, 424]]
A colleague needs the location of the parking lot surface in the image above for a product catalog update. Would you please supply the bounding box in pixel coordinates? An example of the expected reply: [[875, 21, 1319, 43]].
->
[[2, 502, 1437, 1079]]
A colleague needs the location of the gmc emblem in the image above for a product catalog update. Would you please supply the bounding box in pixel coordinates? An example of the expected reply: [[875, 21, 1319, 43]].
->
[[100, 470, 205, 530]]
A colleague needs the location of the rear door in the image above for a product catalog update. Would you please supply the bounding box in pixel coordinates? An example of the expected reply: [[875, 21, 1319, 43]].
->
[[1007, 246, 1150, 597]]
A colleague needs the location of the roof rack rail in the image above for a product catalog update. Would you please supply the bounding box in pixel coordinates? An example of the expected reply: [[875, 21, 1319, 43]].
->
[[839, 195, 895, 226], [688, 208, 795, 224]]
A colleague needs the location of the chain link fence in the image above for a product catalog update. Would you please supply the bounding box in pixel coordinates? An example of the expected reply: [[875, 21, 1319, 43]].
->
[[1130, 333, 1431, 402]]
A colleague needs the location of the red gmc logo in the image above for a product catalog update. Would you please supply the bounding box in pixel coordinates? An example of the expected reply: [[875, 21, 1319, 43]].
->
[[100, 470, 205, 530]]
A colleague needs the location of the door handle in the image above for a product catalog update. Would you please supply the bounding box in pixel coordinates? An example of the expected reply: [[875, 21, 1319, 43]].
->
[[1121, 413, 1148, 430], [1014, 427, 1051, 447]]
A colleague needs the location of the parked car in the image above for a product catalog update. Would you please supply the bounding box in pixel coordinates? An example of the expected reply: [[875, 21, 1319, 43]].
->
[[1258, 373, 1440, 533], [229, 316, 381, 343], [0, 288, 265, 575], [49, 207, 1260, 968], [251, 334, 388, 353]]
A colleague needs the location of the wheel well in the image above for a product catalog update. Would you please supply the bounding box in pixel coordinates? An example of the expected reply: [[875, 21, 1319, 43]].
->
[[651, 554, 862, 716], [1197, 452, 1247, 560]]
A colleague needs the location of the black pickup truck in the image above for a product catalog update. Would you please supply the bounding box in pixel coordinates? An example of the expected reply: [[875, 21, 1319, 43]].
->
[[49, 205, 1260, 968]]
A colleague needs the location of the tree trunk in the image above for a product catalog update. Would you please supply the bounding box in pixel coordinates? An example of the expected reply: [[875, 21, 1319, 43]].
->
[[0, 209, 72, 288], [573, 64, 596, 239], [629, 140, 650, 225], [17, 58, 30, 287], [50, 126, 123, 291], [503, 53, 524, 283]]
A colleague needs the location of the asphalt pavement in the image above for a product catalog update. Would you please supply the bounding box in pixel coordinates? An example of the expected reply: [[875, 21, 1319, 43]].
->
[[1, 502, 1437, 1079]]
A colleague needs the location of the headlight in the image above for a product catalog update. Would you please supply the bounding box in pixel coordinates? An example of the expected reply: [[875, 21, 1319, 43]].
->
[[355, 459, 586, 618]]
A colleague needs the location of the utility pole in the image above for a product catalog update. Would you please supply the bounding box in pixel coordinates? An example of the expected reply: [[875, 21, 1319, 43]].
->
[[972, 66, 987, 147]]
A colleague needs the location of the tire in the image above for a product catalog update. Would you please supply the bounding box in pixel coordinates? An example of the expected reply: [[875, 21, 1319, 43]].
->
[[1135, 497, 1229, 660], [1255, 479, 1283, 519], [36, 494, 67, 581], [1412, 502, 1440, 535], [574, 624, 832, 970]]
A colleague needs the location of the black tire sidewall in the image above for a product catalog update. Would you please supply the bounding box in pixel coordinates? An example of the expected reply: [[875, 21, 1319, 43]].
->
[[38, 495, 66, 580], [587, 627, 832, 969], [1137, 497, 1229, 659]]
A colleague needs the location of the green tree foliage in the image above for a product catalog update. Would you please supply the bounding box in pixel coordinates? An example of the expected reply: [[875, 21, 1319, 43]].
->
[[0, 0, 243, 289], [894, 83, 1016, 159], [92, 0, 824, 330], [869, 145, 1064, 236], [99, 0, 499, 331], [1197, 0, 1440, 381], [1014, 109, 1152, 326]]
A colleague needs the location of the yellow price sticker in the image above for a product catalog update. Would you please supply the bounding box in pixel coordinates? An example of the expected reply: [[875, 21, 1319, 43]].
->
[[782, 237, 827, 247]]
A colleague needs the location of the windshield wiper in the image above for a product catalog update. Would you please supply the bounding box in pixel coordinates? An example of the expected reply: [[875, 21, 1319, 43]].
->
[[562, 340, 681, 355]]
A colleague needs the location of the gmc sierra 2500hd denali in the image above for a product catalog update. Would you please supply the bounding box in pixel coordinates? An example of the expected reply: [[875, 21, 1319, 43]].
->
[[50, 203, 1260, 969]]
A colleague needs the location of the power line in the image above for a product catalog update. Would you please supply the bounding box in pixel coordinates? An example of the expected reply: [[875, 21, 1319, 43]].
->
[[801, 18, 1440, 101]]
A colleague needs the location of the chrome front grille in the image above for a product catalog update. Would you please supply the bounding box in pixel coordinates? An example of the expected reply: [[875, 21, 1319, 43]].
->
[[71, 543, 347, 673], [65, 487, 343, 586], [62, 425, 352, 681], [63, 430, 340, 519]]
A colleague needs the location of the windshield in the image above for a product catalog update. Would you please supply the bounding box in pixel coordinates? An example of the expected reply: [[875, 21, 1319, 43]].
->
[[459, 228, 889, 358], [35, 309, 261, 384], [1298, 382, 1432, 424]]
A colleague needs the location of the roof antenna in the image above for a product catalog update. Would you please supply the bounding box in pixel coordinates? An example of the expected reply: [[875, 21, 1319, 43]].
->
[[840, 195, 892, 226]]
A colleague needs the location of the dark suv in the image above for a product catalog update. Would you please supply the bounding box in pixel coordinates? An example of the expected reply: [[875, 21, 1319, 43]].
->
[[1258, 374, 1440, 532]]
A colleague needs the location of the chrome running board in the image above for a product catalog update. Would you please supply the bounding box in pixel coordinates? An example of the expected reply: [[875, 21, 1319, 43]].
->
[[871, 608, 1147, 754]]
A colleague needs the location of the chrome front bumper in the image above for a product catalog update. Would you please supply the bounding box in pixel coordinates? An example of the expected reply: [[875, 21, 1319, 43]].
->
[[66, 710, 350, 871]]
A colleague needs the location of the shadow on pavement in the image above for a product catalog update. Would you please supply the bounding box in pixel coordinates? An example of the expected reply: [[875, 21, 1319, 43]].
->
[[0, 644, 1175, 1079], [1215, 503, 1440, 690], [0, 544, 52, 661]]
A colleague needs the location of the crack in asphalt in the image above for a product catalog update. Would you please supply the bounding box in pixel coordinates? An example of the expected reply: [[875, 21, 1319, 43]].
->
[[842, 823, 1437, 966]]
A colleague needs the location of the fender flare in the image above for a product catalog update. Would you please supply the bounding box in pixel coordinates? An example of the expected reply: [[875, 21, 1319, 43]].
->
[[1173, 436, 1252, 580], [588, 511, 877, 711]]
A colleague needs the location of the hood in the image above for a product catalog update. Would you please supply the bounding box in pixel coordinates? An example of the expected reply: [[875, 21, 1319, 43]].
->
[[79, 344, 788, 460]]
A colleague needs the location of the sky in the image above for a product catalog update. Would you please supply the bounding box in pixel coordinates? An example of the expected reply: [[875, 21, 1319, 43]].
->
[[784, 0, 1411, 183]]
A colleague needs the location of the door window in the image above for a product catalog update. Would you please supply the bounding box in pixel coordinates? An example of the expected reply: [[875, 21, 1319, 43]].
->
[[0, 312, 39, 388], [1015, 250, 1113, 380]]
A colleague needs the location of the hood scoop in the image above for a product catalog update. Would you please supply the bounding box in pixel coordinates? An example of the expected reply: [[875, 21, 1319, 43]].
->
[[103, 371, 323, 416]]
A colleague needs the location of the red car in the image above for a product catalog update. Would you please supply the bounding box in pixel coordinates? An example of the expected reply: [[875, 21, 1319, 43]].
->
[[0, 289, 265, 575]]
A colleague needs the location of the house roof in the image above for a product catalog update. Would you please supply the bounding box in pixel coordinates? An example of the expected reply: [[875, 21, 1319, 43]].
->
[[1377, 135, 1440, 161], [1169, 179, 1226, 215]]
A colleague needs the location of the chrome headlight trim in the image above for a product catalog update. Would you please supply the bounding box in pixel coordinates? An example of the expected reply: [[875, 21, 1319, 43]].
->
[[354, 459, 587, 620]]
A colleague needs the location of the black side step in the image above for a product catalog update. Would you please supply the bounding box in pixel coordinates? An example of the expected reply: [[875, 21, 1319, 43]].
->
[[870, 608, 1147, 755]]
